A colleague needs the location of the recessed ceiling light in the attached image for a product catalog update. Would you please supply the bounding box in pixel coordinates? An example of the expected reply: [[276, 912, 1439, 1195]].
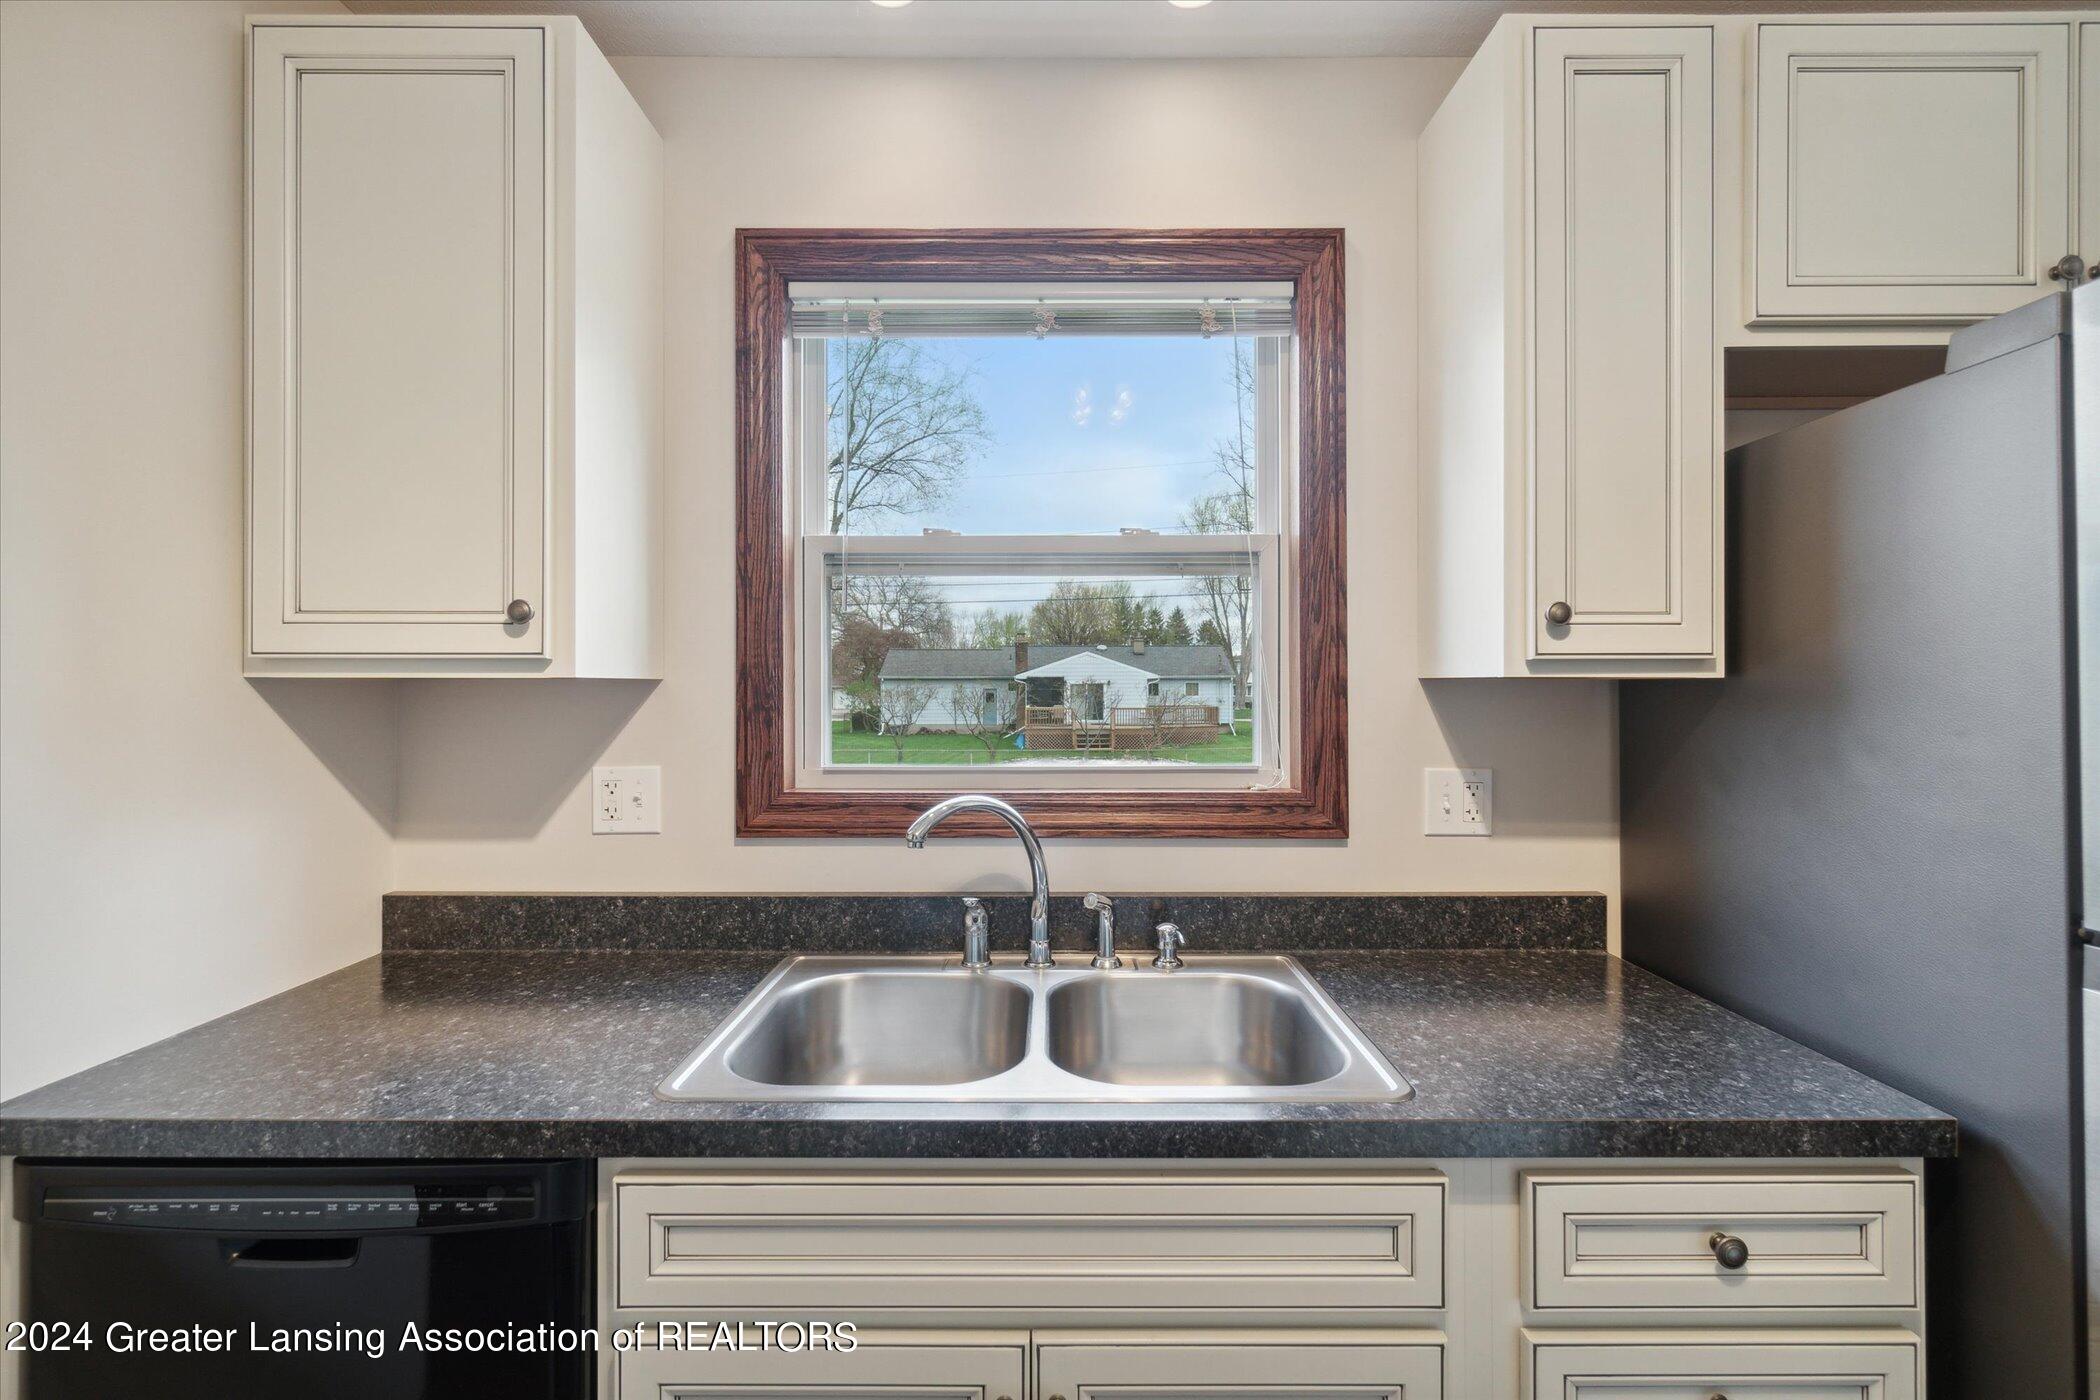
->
[[871, 0, 913, 8], [1167, 0, 1214, 8]]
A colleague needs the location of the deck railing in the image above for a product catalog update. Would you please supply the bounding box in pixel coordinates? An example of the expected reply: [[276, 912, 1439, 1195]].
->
[[1019, 702, 1220, 751]]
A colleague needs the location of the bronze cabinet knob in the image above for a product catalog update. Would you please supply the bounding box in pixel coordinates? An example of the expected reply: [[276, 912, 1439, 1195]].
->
[[1545, 600, 1573, 626], [505, 599, 535, 624]]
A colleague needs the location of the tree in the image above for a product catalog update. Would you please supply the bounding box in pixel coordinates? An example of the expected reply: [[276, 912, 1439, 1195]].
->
[[831, 615, 910, 702], [833, 573, 954, 644], [1181, 337, 1258, 704], [827, 339, 990, 532], [875, 682, 936, 761], [947, 682, 1018, 764], [829, 574, 954, 697], [959, 609, 1028, 650], [1027, 579, 1145, 646], [1162, 606, 1194, 646]]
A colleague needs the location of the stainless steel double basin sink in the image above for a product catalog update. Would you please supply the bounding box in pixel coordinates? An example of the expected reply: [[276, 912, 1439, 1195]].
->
[[658, 955, 1414, 1104]]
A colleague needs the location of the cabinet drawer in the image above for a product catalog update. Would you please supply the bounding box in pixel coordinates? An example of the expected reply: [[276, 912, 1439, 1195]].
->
[[618, 1334, 1025, 1399], [1524, 1172, 1918, 1311], [1527, 1337, 1920, 1400], [615, 1169, 1445, 1315], [1039, 1340, 1443, 1399]]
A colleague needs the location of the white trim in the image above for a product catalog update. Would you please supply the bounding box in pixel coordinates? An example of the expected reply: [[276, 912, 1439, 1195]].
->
[[788, 299, 1288, 791]]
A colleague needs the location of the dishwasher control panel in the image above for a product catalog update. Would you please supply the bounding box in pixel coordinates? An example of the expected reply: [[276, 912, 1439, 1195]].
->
[[37, 1181, 540, 1230]]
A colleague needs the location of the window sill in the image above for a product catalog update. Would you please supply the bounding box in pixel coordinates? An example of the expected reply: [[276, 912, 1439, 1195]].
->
[[735, 783, 1348, 840]]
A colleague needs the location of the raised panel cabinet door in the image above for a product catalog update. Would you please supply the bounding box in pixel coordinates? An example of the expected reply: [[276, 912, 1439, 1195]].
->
[[617, 1338, 1026, 1400], [249, 24, 547, 657], [1526, 1338, 1919, 1400], [1754, 21, 2074, 323], [614, 1170, 1446, 1316], [2081, 23, 2099, 270], [1532, 27, 1717, 659], [1036, 1341, 1443, 1400]]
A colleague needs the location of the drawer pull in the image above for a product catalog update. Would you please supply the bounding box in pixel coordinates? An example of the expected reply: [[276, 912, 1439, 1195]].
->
[[1708, 1231, 1750, 1269]]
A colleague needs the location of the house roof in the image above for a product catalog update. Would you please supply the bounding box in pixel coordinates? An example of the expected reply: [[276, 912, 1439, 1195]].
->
[[880, 643, 1231, 681]]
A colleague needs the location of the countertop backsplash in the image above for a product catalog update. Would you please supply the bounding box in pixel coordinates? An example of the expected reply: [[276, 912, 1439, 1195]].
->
[[381, 892, 1608, 955]]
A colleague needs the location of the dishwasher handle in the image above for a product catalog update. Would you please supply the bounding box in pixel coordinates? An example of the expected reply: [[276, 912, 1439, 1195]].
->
[[225, 1237, 361, 1269]]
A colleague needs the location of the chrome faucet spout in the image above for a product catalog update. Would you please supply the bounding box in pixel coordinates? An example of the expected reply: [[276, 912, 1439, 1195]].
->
[[904, 795, 1053, 967]]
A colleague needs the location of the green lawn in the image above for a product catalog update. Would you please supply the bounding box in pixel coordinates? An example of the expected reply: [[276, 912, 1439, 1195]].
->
[[830, 715, 1254, 766]]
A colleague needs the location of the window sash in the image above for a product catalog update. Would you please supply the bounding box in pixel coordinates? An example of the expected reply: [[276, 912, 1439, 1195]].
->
[[798, 536, 1283, 787]]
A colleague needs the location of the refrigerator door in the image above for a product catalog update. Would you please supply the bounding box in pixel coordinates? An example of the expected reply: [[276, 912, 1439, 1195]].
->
[[1623, 290, 2082, 1397], [2077, 277, 2100, 938], [2075, 275, 2100, 1395]]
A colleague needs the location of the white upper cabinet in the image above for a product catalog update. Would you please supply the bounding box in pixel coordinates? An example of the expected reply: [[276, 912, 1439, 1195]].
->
[[1532, 27, 1716, 660], [247, 18, 662, 677], [1418, 20, 1721, 677], [1751, 20, 2075, 324]]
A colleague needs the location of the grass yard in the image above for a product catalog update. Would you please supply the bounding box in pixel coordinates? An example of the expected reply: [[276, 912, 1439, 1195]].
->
[[830, 713, 1255, 766]]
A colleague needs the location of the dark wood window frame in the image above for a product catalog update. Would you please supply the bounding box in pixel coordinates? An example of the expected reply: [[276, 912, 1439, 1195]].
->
[[735, 228, 1346, 838]]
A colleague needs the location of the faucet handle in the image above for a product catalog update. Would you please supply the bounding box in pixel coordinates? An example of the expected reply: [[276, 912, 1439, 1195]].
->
[[1082, 892, 1113, 912], [1152, 922, 1186, 971], [960, 897, 990, 970]]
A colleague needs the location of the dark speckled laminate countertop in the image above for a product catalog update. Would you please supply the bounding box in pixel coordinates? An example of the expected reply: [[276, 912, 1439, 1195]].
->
[[0, 950, 1954, 1159]]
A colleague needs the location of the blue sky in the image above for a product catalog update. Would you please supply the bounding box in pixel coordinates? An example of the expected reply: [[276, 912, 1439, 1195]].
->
[[839, 333, 1248, 536]]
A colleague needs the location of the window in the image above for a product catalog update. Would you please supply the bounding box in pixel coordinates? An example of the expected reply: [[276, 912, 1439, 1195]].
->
[[736, 231, 1346, 838]]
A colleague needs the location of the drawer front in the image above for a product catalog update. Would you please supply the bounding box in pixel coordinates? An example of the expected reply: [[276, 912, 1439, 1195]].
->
[[1038, 1341, 1443, 1400], [1525, 1173, 1918, 1310], [1528, 1339, 1920, 1400], [615, 1170, 1445, 1314], [618, 1336, 1026, 1399]]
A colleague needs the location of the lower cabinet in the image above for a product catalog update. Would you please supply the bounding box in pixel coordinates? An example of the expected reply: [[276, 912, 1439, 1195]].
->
[[617, 1333, 1027, 1399], [1525, 1335, 1921, 1400], [1036, 1338, 1443, 1400], [603, 1161, 1929, 1398]]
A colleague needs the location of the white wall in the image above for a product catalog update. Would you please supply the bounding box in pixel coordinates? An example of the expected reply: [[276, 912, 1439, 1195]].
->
[[0, 0, 394, 1098], [391, 57, 1621, 930]]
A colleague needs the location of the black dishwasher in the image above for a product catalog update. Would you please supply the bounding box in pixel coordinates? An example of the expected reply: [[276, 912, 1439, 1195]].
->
[[15, 1160, 591, 1399]]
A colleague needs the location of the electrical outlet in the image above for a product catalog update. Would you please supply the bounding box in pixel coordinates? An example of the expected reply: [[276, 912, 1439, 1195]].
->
[[1423, 767, 1492, 836], [592, 765, 661, 834]]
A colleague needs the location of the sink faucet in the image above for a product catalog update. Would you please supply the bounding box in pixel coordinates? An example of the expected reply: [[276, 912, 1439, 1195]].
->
[[905, 795, 1053, 968]]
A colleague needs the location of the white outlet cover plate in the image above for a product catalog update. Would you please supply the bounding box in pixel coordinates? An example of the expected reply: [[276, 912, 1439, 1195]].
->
[[593, 765, 662, 834], [1423, 767, 1491, 836]]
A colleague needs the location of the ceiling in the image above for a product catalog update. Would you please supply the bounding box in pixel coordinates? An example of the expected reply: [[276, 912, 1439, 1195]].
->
[[338, 0, 2043, 60]]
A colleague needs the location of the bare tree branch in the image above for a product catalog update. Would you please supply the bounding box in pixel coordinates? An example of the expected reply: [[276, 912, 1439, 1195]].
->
[[827, 339, 990, 532]]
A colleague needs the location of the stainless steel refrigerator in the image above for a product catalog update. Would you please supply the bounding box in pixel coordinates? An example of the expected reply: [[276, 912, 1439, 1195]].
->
[[1620, 279, 2096, 1398]]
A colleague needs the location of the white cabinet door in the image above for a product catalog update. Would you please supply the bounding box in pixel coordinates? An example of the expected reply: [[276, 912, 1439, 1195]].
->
[[1753, 21, 2073, 323], [249, 24, 547, 658], [618, 1337, 1025, 1400], [1526, 1338, 1919, 1400], [1532, 27, 1716, 659], [2081, 23, 2099, 273], [1037, 1340, 1442, 1400]]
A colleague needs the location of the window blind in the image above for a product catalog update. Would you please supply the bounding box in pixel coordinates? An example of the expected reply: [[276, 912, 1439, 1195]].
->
[[790, 295, 1294, 339]]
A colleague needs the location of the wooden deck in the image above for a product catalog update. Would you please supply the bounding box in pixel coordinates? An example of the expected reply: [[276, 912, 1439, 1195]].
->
[[1020, 703, 1221, 752]]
